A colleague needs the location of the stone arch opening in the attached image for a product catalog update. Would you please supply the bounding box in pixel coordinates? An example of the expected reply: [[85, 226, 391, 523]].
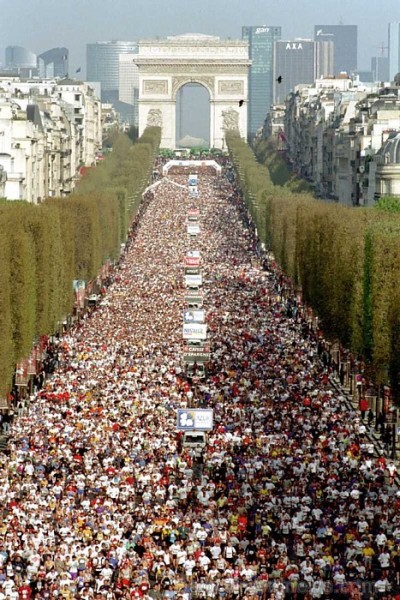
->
[[175, 82, 211, 148]]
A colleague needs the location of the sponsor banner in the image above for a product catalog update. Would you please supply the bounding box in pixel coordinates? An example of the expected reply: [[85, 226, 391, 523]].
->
[[188, 208, 200, 217], [177, 408, 214, 431], [188, 174, 198, 186], [185, 288, 204, 297], [183, 345, 211, 363], [185, 257, 201, 267], [185, 256, 200, 269], [185, 274, 202, 288], [183, 323, 207, 340], [189, 186, 198, 198], [73, 279, 86, 309], [186, 250, 201, 258], [185, 295, 204, 307], [162, 160, 221, 176], [184, 309, 205, 323], [0, 397, 9, 410], [383, 385, 392, 413], [185, 266, 200, 275], [187, 224, 200, 235], [27, 348, 37, 376], [183, 352, 210, 364]]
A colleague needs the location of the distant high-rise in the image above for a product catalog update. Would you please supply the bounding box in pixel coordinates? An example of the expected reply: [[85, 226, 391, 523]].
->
[[242, 25, 282, 140], [388, 22, 400, 81], [5, 45, 37, 69], [86, 40, 138, 103], [371, 56, 389, 82], [273, 39, 334, 104], [119, 54, 140, 126], [314, 25, 357, 74], [37, 47, 69, 78]]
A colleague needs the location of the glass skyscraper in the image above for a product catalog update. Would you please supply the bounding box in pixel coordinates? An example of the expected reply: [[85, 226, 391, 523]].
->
[[273, 40, 334, 104], [242, 25, 282, 141], [37, 47, 69, 78], [314, 25, 357, 74], [86, 40, 138, 102], [5, 46, 37, 69], [388, 22, 400, 81], [371, 56, 389, 82]]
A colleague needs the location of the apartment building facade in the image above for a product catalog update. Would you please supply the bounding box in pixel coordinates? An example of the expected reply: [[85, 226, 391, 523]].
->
[[0, 77, 102, 202], [283, 76, 400, 206]]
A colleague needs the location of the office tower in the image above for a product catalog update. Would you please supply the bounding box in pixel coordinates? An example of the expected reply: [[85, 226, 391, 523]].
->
[[354, 70, 374, 83], [119, 54, 140, 126], [314, 25, 357, 74], [388, 22, 400, 81], [371, 56, 389, 82], [273, 39, 334, 104], [242, 25, 281, 140], [37, 47, 69, 78], [5, 45, 37, 69], [86, 40, 138, 103]]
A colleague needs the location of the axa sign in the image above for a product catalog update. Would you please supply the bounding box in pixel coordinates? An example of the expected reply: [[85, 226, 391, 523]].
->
[[286, 42, 303, 50]]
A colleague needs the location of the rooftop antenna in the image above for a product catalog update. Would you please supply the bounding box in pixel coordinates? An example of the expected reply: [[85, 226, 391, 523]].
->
[[374, 42, 389, 56]]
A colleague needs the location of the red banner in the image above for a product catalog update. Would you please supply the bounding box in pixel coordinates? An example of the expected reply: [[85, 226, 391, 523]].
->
[[187, 208, 200, 217], [185, 257, 200, 267]]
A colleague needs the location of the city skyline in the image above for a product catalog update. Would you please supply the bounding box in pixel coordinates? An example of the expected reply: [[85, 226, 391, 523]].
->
[[0, 0, 399, 76]]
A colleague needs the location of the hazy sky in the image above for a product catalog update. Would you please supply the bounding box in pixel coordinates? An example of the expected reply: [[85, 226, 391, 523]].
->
[[1, 0, 399, 74]]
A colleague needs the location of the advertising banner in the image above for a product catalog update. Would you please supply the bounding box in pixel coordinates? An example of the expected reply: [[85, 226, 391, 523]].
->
[[188, 174, 198, 186], [184, 309, 205, 323], [185, 257, 201, 267], [185, 274, 203, 288], [177, 408, 214, 431], [183, 323, 207, 340], [73, 280, 86, 310], [27, 348, 37, 376], [185, 293, 204, 307], [183, 345, 211, 363], [188, 208, 200, 217], [185, 266, 200, 275], [186, 250, 201, 258], [187, 224, 200, 236], [189, 186, 198, 198]]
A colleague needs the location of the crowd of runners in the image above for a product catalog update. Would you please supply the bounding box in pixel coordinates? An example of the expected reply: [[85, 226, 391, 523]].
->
[[0, 158, 400, 600]]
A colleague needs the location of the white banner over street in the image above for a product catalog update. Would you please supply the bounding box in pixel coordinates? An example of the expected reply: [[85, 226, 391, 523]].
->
[[185, 274, 203, 288], [184, 309, 205, 323], [176, 409, 214, 431], [187, 224, 200, 235], [183, 323, 207, 340]]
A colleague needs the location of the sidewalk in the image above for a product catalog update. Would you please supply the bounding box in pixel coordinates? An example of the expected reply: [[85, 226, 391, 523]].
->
[[330, 374, 400, 476]]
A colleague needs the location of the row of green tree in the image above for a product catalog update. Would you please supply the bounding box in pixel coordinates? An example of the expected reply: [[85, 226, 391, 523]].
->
[[227, 132, 400, 397], [0, 127, 161, 397]]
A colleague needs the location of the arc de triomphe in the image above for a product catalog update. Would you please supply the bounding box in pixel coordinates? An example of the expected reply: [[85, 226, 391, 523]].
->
[[134, 34, 250, 149]]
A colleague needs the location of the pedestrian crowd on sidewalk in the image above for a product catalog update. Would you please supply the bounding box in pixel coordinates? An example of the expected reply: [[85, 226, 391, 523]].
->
[[0, 163, 399, 600]]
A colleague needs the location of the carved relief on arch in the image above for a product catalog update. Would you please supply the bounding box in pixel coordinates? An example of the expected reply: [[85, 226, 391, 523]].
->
[[172, 75, 215, 100], [146, 108, 163, 127]]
